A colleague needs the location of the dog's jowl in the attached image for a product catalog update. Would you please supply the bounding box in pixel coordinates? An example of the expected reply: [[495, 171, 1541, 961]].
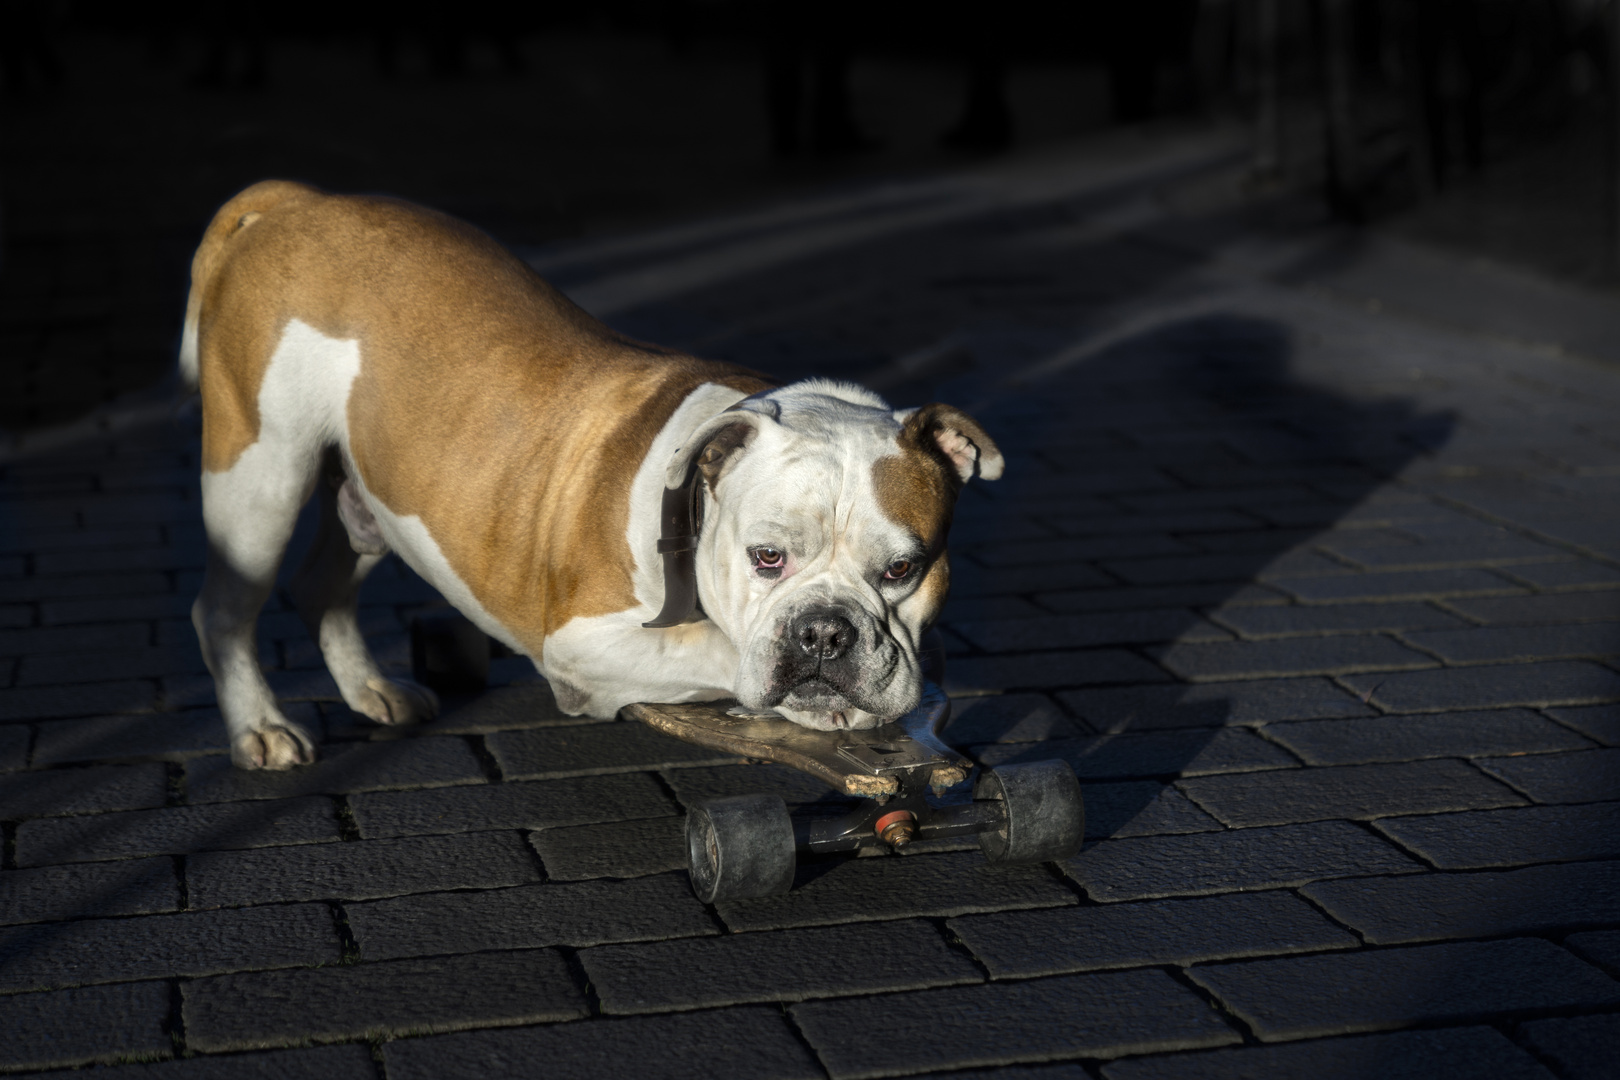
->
[[182, 181, 1003, 769]]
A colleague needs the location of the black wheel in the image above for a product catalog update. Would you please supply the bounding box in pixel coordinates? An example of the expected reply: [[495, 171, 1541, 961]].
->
[[975, 759, 1084, 864], [410, 610, 490, 692], [686, 793, 796, 904]]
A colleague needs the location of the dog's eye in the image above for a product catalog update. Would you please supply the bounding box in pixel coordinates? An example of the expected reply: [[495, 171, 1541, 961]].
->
[[883, 559, 914, 581], [751, 547, 785, 571]]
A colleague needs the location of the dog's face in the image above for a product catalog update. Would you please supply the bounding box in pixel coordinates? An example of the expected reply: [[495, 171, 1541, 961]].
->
[[675, 381, 1002, 731]]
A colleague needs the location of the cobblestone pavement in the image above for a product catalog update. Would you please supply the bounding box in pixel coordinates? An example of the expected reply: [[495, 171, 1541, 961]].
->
[[2, 128, 1619, 1078]]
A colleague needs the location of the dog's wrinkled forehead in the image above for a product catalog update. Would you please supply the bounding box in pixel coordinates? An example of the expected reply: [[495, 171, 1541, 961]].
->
[[730, 385, 958, 568]]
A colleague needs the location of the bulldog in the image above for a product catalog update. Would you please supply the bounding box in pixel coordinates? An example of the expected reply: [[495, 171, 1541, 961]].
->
[[181, 181, 1003, 769]]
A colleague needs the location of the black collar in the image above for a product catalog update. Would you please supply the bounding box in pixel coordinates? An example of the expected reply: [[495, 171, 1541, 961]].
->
[[641, 458, 704, 628]]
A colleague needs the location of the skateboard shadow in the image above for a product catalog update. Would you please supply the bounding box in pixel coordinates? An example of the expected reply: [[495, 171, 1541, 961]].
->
[[921, 311, 1455, 847]]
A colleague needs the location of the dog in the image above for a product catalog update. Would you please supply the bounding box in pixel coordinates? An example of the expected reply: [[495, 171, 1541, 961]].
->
[[181, 181, 1003, 769]]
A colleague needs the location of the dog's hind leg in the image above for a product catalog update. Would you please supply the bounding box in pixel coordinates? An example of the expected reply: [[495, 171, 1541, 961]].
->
[[194, 440, 322, 770], [290, 453, 439, 728]]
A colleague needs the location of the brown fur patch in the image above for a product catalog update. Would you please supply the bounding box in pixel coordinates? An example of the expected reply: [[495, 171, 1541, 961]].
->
[[189, 183, 769, 655], [871, 432, 957, 553]]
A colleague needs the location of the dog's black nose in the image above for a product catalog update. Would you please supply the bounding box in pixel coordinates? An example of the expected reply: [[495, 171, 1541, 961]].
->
[[792, 611, 856, 661]]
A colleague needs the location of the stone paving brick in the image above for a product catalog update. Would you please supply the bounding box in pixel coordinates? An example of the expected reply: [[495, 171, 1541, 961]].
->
[[1518, 1015, 1620, 1080], [583, 919, 980, 1014], [0, 571, 170, 604], [1279, 569, 1524, 604], [351, 773, 674, 838], [1190, 938, 1620, 1040], [1153, 637, 1436, 682], [531, 816, 686, 880], [950, 611, 1230, 653], [0, 762, 167, 818], [1402, 624, 1620, 665], [793, 969, 1240, 1077], [1267, 709, 1594, 765], [0, 724, 27, 771], [0, 680, 156, 721], [1059, 678, 1372, 731], [942, 694, 1083, 743], [1340, 661, 1620, 712], [30, 706, 301, 764], [661, 761, 860, 809], [939, 595, 1047, 621], [2, 1044, 383, 1079], [0, 857, 179, 926], [945, 650, 1173, 693], [486, 720, 741, 780], [1084, 781, 1222, 839], [976, 729, 1298, 781], [717, 850, 1076, 931], [950, 561, 1115, 595], [1375, 801, 1620, 868], [0, 622, 150, 656], [184, 949, 586, 1051], [1502, 559, 1620, 591], [0, 981, 172, 1072], [348, 873, 716, 960], [384, 1005, 822, 1080], [1100, 554, 1292, 586], [950, 891, 1355, 977], [1444, 591, 1620, 625], [33, 545, 207, 575], [18, 646, 207, 686], [968, 535, 1195, 565], [1180, 759, 1525, 827], [1102, 1027, 1555, 1080], [1320, 537, 1566, 570], [0, 903, 339, 992], [163, 669, 343, 710], [1046, 511, 1264, 536], [1547, 704, 1620, 745], [15, 797, 339, 866], [1038, 583, 1290, 614], [1066, 821, 1422, 902], [1209, 601, 1467, 638], [853, 1062, 1091, 1080], [1478, 747, 1620, 803], [183, 736, 485, 802], [42, 594, 194, 624], [1118, 486, 1320, 514], [330, 683, 583, 738], [188, 830, 539, 907], [1304, 860, 1620, 943], [1566, 928, 1620, 973]]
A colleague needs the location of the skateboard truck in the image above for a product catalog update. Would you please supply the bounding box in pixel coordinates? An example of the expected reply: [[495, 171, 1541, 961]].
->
[[413, 613, 1085, 905]]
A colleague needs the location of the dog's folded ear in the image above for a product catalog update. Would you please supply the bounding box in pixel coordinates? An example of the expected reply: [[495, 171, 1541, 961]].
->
[[895, 403, 1005, 484], [664, 397, 777, 492]]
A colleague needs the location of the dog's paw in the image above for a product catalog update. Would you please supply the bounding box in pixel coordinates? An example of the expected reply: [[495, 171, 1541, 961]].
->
[[355, 676, 440, 726], [232, 721, 316, 770]]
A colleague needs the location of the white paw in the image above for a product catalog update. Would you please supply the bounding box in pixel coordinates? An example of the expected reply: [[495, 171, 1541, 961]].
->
[[354, 676, 440, 726], [231, 721, 316, 770]]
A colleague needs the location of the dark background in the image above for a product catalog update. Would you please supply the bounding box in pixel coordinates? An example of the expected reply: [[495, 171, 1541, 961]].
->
[[1, 0, 1613, 432]]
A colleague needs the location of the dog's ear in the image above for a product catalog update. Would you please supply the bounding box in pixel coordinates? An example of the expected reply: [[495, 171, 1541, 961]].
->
[[895, 403, 1004, 484], [664, 396, 778, 492]]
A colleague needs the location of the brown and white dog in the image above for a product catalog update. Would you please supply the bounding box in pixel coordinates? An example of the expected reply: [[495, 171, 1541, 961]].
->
[[181, 181, 1003, 769]]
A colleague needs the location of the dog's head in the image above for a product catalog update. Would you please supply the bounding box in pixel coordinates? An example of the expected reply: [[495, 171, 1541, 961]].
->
[[667, 380, 1002, 730]]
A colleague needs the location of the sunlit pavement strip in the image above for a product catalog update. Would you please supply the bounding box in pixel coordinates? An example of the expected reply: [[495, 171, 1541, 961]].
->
[[2, 126, 1619, 1078]]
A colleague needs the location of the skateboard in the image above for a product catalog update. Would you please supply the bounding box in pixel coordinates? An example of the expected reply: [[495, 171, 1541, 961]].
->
[[412, 613, 1085, 903]]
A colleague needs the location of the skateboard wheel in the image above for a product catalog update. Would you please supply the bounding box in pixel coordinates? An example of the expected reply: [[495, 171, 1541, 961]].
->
[[686, 793, 796, 904], [974, 759, 1084, 864], [410, 610, 490, 692]]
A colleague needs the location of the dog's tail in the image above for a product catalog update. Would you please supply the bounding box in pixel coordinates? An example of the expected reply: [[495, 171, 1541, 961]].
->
[[179, 180, 317, 391]]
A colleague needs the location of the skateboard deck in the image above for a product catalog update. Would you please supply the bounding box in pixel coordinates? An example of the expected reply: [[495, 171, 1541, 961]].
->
[[624, 681, 970, 798]]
